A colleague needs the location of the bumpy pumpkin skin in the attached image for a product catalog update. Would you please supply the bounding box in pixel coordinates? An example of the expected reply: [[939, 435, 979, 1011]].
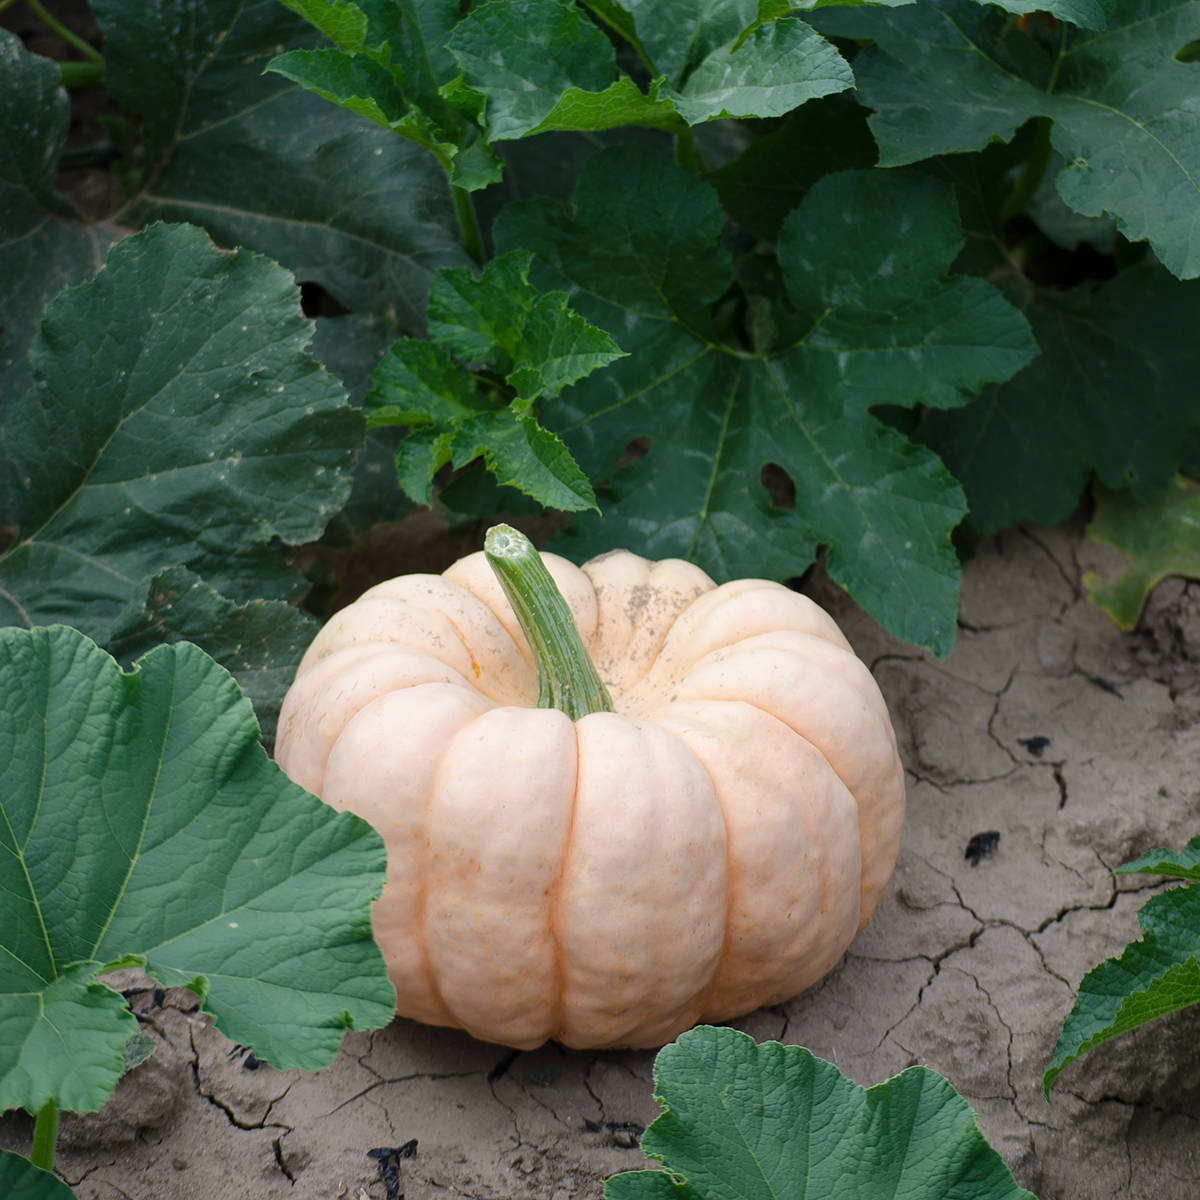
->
[[274, 548, 905, 1050]]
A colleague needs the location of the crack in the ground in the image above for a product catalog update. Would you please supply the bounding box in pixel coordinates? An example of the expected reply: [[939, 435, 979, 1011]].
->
[[324, 1070, 488, 1116]]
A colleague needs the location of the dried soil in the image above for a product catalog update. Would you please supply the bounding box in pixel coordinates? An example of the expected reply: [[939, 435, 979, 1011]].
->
[[6, 517, 1200, 1200]]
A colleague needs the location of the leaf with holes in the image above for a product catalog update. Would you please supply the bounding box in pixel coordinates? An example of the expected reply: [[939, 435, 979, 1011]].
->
[[496, 146, 1036, 655], [0, 625, 394, 1119]]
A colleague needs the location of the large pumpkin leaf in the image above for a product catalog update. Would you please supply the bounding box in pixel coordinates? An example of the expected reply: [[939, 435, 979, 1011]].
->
[[497, 146, 1036, 655], [812, 0, 1200, 279], [919, 265, 1200, 538], [108, 567, 321, 746], [90, 0, 468, 327], [0, 221, 359, 643], [0, 625, 395, 1117], [1045, 837, 1200, 1096], [606, 1025, 1037, 1200], [0, 1153, 75, 1200]]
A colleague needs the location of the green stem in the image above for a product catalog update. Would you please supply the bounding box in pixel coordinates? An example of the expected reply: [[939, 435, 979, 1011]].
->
[[30, 1099, 58, 1172], [1001, 116, 1052, 223], [484, 524, 613, 720], [452, 185, 485, 267], [58, 59, 106, 88], [27, 0, 103, 62]]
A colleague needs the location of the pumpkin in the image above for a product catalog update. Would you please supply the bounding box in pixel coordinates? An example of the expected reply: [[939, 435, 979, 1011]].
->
[[275, 525, 905, 1050]]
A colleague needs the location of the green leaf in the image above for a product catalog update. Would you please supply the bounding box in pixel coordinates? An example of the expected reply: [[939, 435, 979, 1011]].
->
[[498, 148, 1035, 654], [447, 0, 619, 141], [1081, 477, 1200, 629], [108, 567, 321, 746], [427, 250, 626, 400], [451, 410, 599, 511], [0, 625, 395, 1116], [0, 31, 113, 407], [1118, 836, 1200, 883], [1045, 837, 1200, 1095], [711, 96, 877, 240], [667, 17, 852, 125], [267, 47, 411, 131], [0, 1151, 76, 1200], [274, 0, 368, 49], [365, 332, 601, 511], [816, 0, 1200, 278], [920, 265, 1200, 538], [0, 222, 361, 642], [606, 1026, 1037, 1200], [92, 0, 468, 324]]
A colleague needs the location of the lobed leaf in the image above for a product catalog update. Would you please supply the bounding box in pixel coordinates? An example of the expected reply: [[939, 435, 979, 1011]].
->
[[91, 0, 468, 323], [497, 146, 1036, 655], [815, 0, 1200, 278], [920, 266, 1200, 538], [1045, 840, 1200, 1095], [606, 1025, 1037, 1200], [0, 222, 360, 643], [108, 567, 322, 746], [0, 626, 395, 1117]]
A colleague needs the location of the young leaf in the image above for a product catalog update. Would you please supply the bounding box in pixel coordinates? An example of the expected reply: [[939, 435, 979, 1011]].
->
[[366, 251, 618, 510], [0, 1151, 75, 1200], [0, 222, 361, 643], [0, 625, 395, 1118], [1044, 837, 1200, 1096], [666, 17, 853, 124], [815, 0, 1200, 278], [606, 1025, 1037, 1200], [497, 146, 1036, 655], [1081, 477, 1200, 629], [108, 567, 322, 745], [426, 250, 627, 400]]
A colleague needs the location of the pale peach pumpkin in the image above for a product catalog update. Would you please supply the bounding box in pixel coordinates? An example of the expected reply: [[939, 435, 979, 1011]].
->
[[274, 527, 905, 1050]]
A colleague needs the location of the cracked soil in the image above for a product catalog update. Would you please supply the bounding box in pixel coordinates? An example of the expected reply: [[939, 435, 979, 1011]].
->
[[5, 515, 1200, 1200]]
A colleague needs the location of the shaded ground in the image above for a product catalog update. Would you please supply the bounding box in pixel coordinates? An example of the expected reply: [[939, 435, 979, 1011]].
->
[[5, 516, 1200, 1199]]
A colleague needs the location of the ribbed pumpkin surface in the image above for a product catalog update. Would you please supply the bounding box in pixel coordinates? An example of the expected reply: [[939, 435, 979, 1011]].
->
[[275, 547, 905, 1049]]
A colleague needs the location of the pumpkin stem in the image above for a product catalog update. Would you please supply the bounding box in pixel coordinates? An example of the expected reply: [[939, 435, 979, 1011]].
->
[[484, 524, 614, 720]]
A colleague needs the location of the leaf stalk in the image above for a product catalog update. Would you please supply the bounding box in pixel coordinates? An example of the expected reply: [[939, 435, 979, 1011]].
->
[[30, 1099, 59, 1173], [483, 523, 613, 720], [1001, 116, 1052, 224], [26, 0, 103, 62], [452, 185, 485, 266]]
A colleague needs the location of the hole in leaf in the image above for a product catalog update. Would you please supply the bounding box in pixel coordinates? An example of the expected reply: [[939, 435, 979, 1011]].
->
[[760, 462, 796, 511], [615, 436, 652, 470], [299, 281, 350, 318]]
